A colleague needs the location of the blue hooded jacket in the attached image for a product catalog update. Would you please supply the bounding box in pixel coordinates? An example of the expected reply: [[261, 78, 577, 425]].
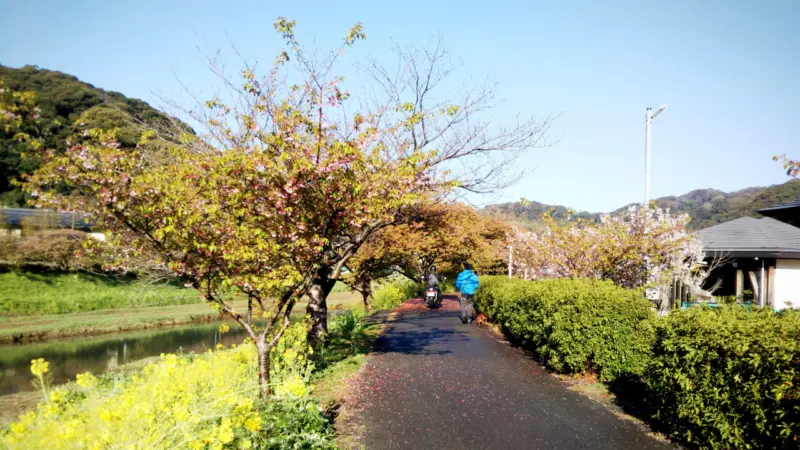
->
[[455, 269, 480, 295]]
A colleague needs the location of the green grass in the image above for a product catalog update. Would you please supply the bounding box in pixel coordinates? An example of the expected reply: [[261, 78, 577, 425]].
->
[[310, 309, 384, 450], [0, 301, 238, 343], [310, 309, 386, 450], [0, 290, 363, 343], [0, 270, 200, 315], [313, 353, 368, 411], [330, 281, 351, 294]]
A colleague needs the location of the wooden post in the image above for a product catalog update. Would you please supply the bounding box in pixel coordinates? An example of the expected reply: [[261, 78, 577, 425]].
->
[[759, 260, 766, 309], [748, 271, 759, 306], [736, 270, 744, 303], [508, 246, 513, 279], [673, 280, 679, 308], [768, 266, 776, 309]]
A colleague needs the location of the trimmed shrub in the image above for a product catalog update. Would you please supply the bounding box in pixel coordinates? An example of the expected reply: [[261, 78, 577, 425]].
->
[[647, 306, 800, 448], [13, 230, 89, 270], [475, 276, 656, 381], [1, 229, 103, 272]]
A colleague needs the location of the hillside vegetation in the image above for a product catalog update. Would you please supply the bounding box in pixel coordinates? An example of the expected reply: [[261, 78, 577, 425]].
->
[[485, 179, 800, 230], [0, 65, 185, 206]]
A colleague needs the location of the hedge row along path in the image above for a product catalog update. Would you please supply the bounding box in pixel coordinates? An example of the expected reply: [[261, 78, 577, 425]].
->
[[345, 296, 671, 449]]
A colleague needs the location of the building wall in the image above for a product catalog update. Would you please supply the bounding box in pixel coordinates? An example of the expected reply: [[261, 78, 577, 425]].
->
[[773, 259, 800, 310]]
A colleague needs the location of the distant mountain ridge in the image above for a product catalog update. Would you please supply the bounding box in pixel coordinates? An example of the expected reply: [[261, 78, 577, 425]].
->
[[484, 179, 800, 230]]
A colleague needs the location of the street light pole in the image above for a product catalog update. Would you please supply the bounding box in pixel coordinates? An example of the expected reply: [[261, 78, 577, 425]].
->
[[644, 104, 666, 206]]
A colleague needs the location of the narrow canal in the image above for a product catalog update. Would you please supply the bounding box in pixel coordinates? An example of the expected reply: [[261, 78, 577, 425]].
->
[[0, 321, 247, 396]]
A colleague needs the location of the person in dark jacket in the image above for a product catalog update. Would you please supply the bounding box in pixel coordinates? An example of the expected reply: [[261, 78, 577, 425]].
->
[[426, 265, 441, 302], [455, 262, 479, 324]]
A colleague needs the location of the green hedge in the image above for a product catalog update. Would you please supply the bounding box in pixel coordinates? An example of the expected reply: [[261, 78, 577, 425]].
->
[[475, 277, 800, 447], [475, 276, 656, 382], [647, 306, 800, 448], [372, 278, 420, 310]]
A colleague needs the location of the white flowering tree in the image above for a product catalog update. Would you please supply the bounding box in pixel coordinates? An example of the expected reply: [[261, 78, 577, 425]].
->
[[509, 205, 709, 312]]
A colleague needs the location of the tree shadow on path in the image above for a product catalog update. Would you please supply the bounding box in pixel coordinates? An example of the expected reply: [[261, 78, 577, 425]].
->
[[373, 299, 470, 357]]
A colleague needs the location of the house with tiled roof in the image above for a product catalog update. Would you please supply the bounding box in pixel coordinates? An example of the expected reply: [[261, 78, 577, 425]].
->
[[697, 201, 800, 310]]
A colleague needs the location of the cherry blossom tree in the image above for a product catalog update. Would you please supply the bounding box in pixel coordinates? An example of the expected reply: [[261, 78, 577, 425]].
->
[[22, 18, 554, 392], [509, 205, 709, 312], [348, 202, 510, 290], [773, 154, 799, 177]]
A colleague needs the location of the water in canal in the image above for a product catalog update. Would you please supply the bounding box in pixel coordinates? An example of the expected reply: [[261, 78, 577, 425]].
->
[[0, 322, 248, 396]]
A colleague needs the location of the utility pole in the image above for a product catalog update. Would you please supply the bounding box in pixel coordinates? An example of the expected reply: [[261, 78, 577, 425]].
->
[[508, 245, 513, 279], [644, 105, 666, 205]]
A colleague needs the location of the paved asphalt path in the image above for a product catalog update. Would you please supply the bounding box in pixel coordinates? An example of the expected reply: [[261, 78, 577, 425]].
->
[[346, 296, 673, 450]]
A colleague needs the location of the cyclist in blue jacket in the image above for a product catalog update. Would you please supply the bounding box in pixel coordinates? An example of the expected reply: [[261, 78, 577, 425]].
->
[[455, 262, 480, 324]]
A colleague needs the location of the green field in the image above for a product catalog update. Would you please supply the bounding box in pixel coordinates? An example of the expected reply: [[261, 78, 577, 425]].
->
[[0, 270, 200, 315]]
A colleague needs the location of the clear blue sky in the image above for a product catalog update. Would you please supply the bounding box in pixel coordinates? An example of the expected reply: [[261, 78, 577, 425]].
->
[[1, 0, 798, 212]]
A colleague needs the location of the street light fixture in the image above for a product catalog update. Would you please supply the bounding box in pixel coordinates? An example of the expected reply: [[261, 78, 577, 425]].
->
[[644, 104, 666, 205]]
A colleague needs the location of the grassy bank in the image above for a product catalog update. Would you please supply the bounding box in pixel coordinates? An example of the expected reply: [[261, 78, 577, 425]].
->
[[0, 301, 240, 344], [0, 290, 363, 344], [0, 269, 356, 317], [0, 270, 199, 315]]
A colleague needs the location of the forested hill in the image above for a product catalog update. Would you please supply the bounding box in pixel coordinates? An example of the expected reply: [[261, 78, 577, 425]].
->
[[485, 179, 800, 230], [482, 201, 600, 229], [0, 65, 183, 206]]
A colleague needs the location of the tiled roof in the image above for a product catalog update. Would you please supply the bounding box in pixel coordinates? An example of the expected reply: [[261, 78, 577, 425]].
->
[[697, 217, 800, 258], [757, 200, 800, 213]]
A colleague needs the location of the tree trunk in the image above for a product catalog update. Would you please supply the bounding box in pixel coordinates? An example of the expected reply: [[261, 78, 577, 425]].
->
[[247, 296, 253, 323], [361, 282, 373, 312], [306, 265, 337, 347], [256, 337, 270, 398]]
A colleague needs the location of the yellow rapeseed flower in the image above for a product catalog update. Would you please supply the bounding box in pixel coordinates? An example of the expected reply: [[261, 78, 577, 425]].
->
[[1, 334, 314, 449], [42, 403, 58, 416], [219, 323, 230, 333], [30, 358, 49, 377], [244, 415, 262, 432], [49, 389, 64, 403], [216, 418, 235, 444], [275, 376, 308, 398], [76, 372, 97, 388], [9, 422, 27, 436]]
